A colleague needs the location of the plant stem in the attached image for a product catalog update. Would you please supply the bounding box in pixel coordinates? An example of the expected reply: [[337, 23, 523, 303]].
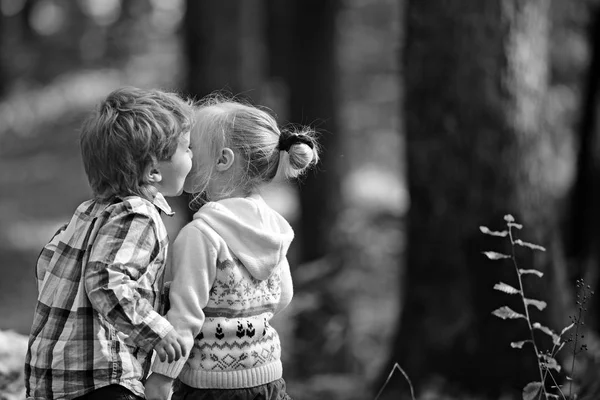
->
[[541, 337, 569, 399], [508, 225, 548, 400], [373, 362, 415, 400], [568, 307, 582, 399], [547, 368, 567, 399]]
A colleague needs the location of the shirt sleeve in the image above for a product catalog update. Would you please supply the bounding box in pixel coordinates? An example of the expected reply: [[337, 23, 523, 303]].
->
[[36, 222, 68, 290], [151, 223, 217, 378], [84, 211, 173, 352]]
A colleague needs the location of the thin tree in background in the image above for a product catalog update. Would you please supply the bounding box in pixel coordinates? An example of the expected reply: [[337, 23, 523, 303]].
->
[[380, 1, 577, 397], [265, 0, 291, 90], [0, 12, 5, 98], [558, 5, 600, 397], [285, 0, 341, 263], [181, 0, 266, 221], [183, 0, 264, 101], [567, 4, 600, 330], [266, 0, 356, 380]]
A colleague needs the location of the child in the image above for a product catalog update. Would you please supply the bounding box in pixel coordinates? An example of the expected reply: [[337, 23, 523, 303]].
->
[[25, 87, 194, 400], [144, 98, 319, 400]]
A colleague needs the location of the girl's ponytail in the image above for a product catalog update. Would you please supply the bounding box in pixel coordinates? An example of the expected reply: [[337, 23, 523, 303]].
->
[[277, 128, 320, 178]]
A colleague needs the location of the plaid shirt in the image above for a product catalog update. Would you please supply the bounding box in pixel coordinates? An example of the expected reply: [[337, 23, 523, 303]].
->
[[25, 191, 175, 400]]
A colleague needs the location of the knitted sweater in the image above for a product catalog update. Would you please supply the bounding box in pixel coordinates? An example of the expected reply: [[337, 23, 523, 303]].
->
[[151, 194, 294, 389]]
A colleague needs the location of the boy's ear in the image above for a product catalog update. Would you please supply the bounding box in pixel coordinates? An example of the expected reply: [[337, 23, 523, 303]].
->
[[145, 164, 163, 184], [215, 148, 235, 172]]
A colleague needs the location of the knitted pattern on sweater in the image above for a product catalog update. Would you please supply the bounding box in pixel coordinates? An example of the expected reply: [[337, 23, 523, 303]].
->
[[189, 257, 282, 381]]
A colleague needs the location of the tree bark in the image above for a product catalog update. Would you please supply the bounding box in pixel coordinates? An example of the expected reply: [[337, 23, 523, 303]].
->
[[567, 5, 600, 330], [180, 0, 266, 221], [286, 0, 341, 262], [265, 0, 292, 83], [380, 1, 574, 397], [183, 0, 265, 100], [0, 13, 5, 98], [267, 0, 356, 380]]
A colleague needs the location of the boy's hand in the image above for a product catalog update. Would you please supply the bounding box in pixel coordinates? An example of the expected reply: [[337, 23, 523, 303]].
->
[[145, 373, 174, 400], [154, 330, 187, 363]]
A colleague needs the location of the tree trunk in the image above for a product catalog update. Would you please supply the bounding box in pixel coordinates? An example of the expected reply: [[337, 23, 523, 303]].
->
[[286, 0, 341, 262], [267, 0, 356, 380], [559, 6, 600, 398], [183, 0, 265, 100], [265, 0, 292, 84], [380, 1, 574, 397], [567, 4, 600, 330], [180, 0, 266, 221], [0, 13, 5, 98]]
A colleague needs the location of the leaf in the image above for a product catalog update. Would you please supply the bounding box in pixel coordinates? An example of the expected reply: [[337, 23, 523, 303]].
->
[[560, 322, 575, 337], [511, 340, 531, 349], [547, 395, 560, 399], [522, 381, 542, 400], [533, 322, 561, 346], [533, 322, 556, 337], [519, 269, 544, 278], [540, 354, 561, 372], [514, 239, 546, 252], [501, 215, 523, 229], [492, 306, 526, 320], [483, 251, 511, 260], [524, 298, 547, 311], [494, 282, 521, 295], [480, 226, 508, 237]]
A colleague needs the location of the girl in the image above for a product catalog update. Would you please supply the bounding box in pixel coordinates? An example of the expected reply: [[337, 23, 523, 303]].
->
[[145, 97, 319, 400]]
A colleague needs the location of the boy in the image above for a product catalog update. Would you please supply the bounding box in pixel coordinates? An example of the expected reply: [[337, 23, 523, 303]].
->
[[25, 87, 194, 400]]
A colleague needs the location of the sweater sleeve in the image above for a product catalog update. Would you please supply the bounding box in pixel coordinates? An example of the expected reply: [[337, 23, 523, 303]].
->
[[151, 223, 217, 377]]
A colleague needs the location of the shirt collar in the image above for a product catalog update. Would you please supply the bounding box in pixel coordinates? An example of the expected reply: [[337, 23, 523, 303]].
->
[[149, 189, 175, 216]]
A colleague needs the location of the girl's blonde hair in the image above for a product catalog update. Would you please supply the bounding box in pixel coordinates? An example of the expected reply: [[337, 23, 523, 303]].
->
[[189, 96, 319, 205]]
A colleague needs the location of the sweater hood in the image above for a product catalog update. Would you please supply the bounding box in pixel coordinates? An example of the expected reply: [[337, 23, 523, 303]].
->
[[193, 194, 294, 280]]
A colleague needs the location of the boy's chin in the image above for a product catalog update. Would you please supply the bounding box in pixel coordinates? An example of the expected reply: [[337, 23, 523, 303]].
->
[[163, 188, 184, 198]]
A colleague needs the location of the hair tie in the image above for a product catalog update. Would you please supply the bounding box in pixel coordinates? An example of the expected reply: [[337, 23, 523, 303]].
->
[[278, 133, 314, 152]]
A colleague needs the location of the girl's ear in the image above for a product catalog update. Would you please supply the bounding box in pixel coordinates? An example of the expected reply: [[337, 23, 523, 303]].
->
[[145, 164, 163, 184], [215, 147, 235, 172]]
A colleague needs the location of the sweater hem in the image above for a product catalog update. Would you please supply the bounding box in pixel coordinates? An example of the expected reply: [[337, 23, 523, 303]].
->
[[178, 361, 282, 389]]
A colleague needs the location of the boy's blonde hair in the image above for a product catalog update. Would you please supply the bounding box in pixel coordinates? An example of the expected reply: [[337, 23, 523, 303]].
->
[[80, 87, 194, 201], [190, 96, 319, 204]]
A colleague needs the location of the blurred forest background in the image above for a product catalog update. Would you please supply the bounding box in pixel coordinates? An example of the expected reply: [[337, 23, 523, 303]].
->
[[2, 0, 600, 399]]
